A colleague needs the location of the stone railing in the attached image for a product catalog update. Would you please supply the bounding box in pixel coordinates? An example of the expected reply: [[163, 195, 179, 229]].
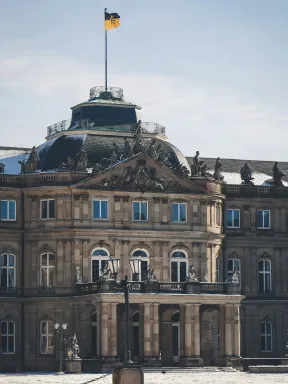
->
[[46, 120, 71, 137], [75, 281, 240, 295], [223, 184, 288, 198]]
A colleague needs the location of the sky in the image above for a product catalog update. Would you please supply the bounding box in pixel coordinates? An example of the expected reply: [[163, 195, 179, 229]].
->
[[1, 0, 288, 160]]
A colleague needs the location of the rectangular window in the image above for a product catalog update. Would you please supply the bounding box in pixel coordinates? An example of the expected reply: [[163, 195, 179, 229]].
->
[[1, 321, 15, 354], [133, 201, 148, 221], [40, 199, 55, 220], [172, 203, 187, 222], [0, 200, 16, 221], [93, 200, 108, 220], [215, 204, 221, 226], [257, 210, 270, 229], [226, 209, 240, 228]]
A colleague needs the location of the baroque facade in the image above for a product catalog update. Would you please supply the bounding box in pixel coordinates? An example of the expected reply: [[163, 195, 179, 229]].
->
[[0, 86, 286, 372]]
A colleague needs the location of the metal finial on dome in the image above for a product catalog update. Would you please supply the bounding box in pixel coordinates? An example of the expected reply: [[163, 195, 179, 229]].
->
[[89, 86, 124, 101]]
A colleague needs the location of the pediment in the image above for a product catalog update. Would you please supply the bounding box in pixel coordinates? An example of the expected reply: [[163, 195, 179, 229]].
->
[[74, 153, 206, 194]]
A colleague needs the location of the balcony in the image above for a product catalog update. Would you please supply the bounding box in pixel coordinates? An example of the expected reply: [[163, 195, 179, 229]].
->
[[75, 280, 240, 295]]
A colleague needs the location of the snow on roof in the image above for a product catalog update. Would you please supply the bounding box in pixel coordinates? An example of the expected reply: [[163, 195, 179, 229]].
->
[[1, 153, 28, 174]]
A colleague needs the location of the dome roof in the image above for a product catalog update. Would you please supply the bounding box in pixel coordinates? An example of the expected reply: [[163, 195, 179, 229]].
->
[[37, 132, 190, 172]]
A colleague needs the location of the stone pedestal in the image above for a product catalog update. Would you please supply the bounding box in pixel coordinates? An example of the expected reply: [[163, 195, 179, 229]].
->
[[113, 366, 144, 384], [226, 282, 240, 295], [186, 281, 200, 294], [65, 359, 82, 373], [179, 356, 203, 367], [144, 281, 159, 293]]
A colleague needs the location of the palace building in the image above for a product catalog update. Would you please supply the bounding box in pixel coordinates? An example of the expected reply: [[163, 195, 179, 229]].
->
[[0, 86, 287, 372]]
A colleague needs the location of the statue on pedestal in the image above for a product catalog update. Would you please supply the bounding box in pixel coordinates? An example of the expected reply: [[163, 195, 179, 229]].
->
[[75, 148, 88, 171], [19, 146, 39, 173], [186, 265, 199, 282], [66, 333, 80, 360], [272, 162, 285, 186], [240, 163, 254, 185], [75, 266, 82, 284], [213, 157, 224, 181], [144, 265, 158, 282], [123, 137, 133, 159], [133, 120, 145, 154], [191, 151, 201, 176]]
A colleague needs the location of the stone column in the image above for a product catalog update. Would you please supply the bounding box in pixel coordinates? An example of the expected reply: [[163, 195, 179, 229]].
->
[[152, 303, 159, 357], [232, 305, 240, 357], [162, 242, 169, 281], [82, 239, 90, 283], [144, 303, 151, 356], [185, 304, 192, 356], [110, 303, 118, 357], [122, 240, 130, 278], [219, 305, 226, 358], [193, 304, 200, 357], [225, 304, 232, 357], [56, 240, 64, 285], [101, 303, 109, 357]]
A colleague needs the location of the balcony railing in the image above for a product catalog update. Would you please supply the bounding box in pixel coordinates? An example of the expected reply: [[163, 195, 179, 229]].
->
[[46, 120, 71, 137], [75, 280, 240, 295]]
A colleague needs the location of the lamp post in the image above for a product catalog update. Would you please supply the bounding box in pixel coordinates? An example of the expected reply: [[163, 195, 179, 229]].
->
[[54, 322, 67, 374], [108, 257, 142, 365]]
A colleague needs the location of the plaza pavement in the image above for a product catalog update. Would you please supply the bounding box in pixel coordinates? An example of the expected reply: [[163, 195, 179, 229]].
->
[[0, 371, 288, 384]]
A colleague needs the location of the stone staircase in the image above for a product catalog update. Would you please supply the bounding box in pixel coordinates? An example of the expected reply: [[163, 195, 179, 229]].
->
[[143, 366, 238, 373]]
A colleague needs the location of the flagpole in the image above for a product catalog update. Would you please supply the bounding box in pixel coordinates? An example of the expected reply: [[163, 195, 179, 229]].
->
[[104, 8, 108, 92]]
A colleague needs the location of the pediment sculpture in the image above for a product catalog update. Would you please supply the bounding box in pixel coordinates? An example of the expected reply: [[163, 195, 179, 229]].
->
[[92, 160, 192, 193]]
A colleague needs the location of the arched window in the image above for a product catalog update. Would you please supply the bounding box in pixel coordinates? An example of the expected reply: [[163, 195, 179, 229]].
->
[[1, 321, 15, 354], [40, 253, 55, 291], [172, 311, 180, 361], [260, 321, 272, 352], [0, 254, 16, 291], [40, 320, 54, 354], [91, 248, 110, 282], [132, 311, 140, 359], [91, 312, 99, 357], [170, 251, 187, 282], [131, 249, 149, 281], [228, 259, 241, 285], [258, 259, 271, 294]]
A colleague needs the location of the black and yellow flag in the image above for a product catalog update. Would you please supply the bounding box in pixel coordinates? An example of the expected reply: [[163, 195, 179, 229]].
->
[[105, 12, 120, 30]]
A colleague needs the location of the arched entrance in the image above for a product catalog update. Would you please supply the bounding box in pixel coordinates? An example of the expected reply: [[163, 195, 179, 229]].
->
[[200, 307, 220, 365], [160, 305, 181, 366]]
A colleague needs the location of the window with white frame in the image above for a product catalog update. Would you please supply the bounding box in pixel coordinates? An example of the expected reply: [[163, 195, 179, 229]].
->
[[257, 210, 270, 229], [260, 321, 272, 352], [93, 200, 108, 220], [216, 257, 220, 282], [40, 199, 55, 220], [40, 253, 55, 290], [258, 259, 271, 294], [0, 254, 15, 291], [133, 201, 148, 221], [170, 251, 187, 282], [1, 321, 15, 354], [172, 203, 187, 222], [0, 200, 16, 221], [91, 248, 110, 282], [131, 249, 149, 281], [40, 320, 54, 354], [227, 259, 241, 283], [226, 209, 240, 228], [215, 204, 221, 226]]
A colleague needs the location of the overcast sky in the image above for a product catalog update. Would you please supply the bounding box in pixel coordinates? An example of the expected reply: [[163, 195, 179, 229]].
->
[[1, 0, 288, 160]]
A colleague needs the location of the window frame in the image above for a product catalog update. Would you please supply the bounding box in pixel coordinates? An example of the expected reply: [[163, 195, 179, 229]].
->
[[91, 248, 110, 282], [258, 259, 271, 294], [40, 320, 54, 355], [0, 200, 16, 221], [133, 201, 148, 222], [0, 253, 16, 291], [92, 199, 108, 221], [1, 320, 15, 354], [226, 208, 240, 228], [171, 202, 187, 223], [260, 321, 272, 352], [170, 250, 188, 283], [130, 249, 149, 281], [215, 203, 221, 227], [257, 209, 270, 229], [40, 253, 55, 290], [40, 199, 55, 220]]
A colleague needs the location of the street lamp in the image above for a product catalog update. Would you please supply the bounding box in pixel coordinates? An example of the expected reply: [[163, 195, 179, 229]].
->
[[54, 322, 68, 374], [108, 257, 141, 365]]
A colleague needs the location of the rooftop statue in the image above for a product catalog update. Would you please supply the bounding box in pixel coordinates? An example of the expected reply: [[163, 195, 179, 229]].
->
[[133, 120, 145, 154], [213, 157, 224, 181], [123, 137, 133, 159], [19, 146, 39, 173], [148, 138, 158, 160], [272, 161, 285, 186], [191, 151, 201, 177], [240, 162, 254, 185], [75, 148, 88, 172]]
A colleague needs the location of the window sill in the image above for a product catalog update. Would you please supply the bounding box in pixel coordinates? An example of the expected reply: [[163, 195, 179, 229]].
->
[[1, 352, 15, 355], [0, 220, 16, 222], [93, 219, 109, 221], [40, 218, 56, 221]]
